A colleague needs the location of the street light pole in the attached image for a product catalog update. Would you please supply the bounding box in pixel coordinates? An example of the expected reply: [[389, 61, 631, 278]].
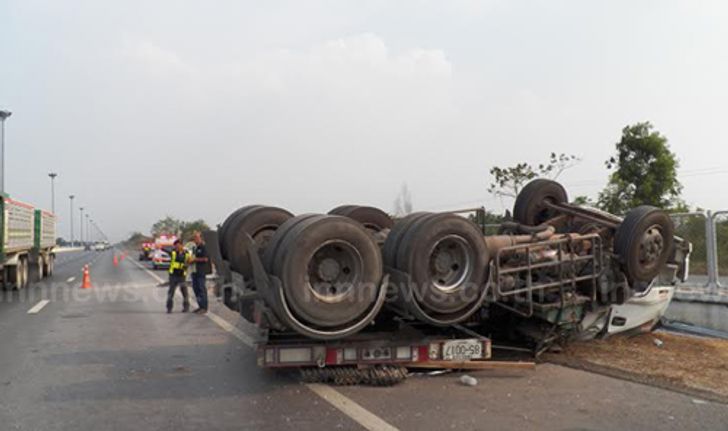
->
[[79, 207, 85, 245], [86, 214, 90, 243], [0, 110, 12, 195], [69, 195, 75, 246], [48, 172, 58, 213]]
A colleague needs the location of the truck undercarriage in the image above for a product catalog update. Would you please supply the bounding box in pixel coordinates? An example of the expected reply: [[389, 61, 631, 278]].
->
[[206, 179, 690, 381]]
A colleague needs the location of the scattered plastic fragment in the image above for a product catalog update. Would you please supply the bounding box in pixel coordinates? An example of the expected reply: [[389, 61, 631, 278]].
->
[[459, 375, 478, 387]]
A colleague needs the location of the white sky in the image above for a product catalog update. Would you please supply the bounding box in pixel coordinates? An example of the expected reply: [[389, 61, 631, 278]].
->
[[1, 0, 726, 241]]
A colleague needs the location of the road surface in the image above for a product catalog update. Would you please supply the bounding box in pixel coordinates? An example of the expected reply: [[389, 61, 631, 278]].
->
[[0, 249, 726, 430]]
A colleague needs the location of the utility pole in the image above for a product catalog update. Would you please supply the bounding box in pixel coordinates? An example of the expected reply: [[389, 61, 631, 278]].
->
[[69, 195, 75, 246], [79, 207, 85, 244], [48, 172, 58, 213], [0, 110, 12, 195]]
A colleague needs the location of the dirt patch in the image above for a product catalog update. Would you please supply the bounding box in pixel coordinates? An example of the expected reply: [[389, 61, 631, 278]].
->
[[545, 332, 728, 403]]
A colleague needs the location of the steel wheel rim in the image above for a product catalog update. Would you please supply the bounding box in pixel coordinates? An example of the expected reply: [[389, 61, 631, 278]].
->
[[306, 239, 363, 304], [428, 235, 473, 293], [638, 224, 665, 268]]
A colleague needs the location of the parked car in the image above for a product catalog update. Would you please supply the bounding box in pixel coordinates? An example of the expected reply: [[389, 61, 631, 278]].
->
[[151, 246, 173, 270]]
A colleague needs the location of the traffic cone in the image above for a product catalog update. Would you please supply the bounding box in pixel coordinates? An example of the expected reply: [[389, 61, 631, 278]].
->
[[113, 254, 119, 267], [81, 265, 93, 289]]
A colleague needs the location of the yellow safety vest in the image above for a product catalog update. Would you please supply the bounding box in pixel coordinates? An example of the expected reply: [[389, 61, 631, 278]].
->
[[169, 250, 189, 276]]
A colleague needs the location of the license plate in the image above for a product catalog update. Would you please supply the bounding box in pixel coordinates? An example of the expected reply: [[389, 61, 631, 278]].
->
[[442, 339, 484, 361]]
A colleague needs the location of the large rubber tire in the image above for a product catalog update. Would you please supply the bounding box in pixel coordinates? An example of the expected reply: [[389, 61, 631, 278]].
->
[[48, 255, 55, 277], [328, 205, 394, 233], [391, 213, 490, 324], [5, 265, 17, 290], [263, 214, 324, 276], [382, 212, 432, 268], [15, 258, 28, 290], [614, 206, 674, 283], [225, 206, 293, 279], [32, 260, 42, 283], [328, 205, 358, 216], [40, 256, 48, 278], [513, 179, 568, 226], [219, 205, 263, 259], [264, 215, 385, 338]]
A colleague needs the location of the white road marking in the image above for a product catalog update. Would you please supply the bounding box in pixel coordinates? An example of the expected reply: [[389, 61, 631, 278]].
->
[[66, 276, 76, 283], [131, 249, 398, 431], [305, 384, 399, 431], [206, 311, 256, 347], [129, 256, 165, 283], [27, 300, 50, 314]]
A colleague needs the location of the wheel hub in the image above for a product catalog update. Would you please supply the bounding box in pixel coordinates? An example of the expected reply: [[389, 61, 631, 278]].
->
[[639, 225, 664, 266], [429, 235, 472, 292], [307, 241, 362, 303]]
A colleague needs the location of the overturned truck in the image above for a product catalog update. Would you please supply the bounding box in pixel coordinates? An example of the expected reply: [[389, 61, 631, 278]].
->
[[206, 179, 690, 374]]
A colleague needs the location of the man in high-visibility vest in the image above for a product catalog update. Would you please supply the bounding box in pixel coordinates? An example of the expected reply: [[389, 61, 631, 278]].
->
[[166, 239, 192, 313]]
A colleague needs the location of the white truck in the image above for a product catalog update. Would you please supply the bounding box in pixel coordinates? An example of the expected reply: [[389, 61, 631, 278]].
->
[[0, 196, 56, 289]]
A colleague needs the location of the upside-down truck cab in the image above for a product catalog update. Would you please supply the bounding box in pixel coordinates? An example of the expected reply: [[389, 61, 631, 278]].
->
[[0, 195, 56, 290]]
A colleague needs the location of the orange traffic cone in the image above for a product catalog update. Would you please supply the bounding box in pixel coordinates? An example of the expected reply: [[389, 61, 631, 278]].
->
[[81, 265, 93, 289], [113, 254, 119, 267]]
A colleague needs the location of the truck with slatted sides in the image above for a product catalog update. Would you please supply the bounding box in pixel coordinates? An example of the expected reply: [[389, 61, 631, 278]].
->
[[0, 196, 56, 289]]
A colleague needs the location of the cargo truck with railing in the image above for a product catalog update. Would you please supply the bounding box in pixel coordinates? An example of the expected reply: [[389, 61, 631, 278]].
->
[[0, 196, 56, 289]]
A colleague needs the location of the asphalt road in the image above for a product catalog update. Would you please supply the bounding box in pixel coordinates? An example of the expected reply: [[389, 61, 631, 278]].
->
[[0, 249, 727, 431]]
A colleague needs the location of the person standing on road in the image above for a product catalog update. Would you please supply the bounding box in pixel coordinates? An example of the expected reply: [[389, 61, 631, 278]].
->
[[167, 239, 191, 313], [190, 231, 211, 314]]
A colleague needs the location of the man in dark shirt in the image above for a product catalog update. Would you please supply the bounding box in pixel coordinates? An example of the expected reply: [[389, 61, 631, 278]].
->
[[167, 240, 191, 313], [191, 231, 212, 314]]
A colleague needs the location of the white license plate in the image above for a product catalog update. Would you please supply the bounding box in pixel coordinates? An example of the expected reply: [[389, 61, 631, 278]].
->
[[442, 339, 484, 361]]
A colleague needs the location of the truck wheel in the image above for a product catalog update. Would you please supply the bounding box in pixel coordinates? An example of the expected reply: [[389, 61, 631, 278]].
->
[[615, 206, 674, 283], [393, 213, 490, 324], [5, 266, 17, 290], [219, 205, 263, 258], [16, 258, 28, 290], [513, 179, 568, 226], [267, 215, 386, 338], [327, 205, 357, 216], [32, 259, 43, 282], [47, 255, 55, 277], [382, 212, 433, 268], [225, 206, 294, 279], [328, 205, 394, 235], [263, 214, 323, 275]]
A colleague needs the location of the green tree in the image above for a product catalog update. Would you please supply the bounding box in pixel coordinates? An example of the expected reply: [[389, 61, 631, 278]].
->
[[125, 231, 152, 247], [597, 122, 682, 214], [488, 153, 580, 199], [180, 219, 210, 242], [151, 216, 182, 237]]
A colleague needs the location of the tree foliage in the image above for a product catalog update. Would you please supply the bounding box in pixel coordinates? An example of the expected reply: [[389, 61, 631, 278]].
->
[[180, 219, 210, 242], [125, 231, 152, 247], [151, 216, 182, 237], [597, 122, 682, 214], [488, 153, 580, 199], [150, 217, 210, 241]]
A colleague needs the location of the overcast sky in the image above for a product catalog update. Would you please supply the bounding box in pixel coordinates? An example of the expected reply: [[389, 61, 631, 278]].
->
[[1, 0, 726, 241]]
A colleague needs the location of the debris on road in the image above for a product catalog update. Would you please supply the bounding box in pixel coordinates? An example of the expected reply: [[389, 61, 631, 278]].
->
[[459, 375, 478, 387]]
